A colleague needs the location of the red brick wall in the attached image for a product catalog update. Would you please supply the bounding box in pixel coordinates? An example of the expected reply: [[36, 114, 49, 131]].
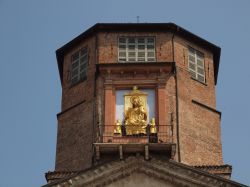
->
[[55, 31, 223, 171], [55, 36, 97, 171], [173, 35, 223, 165], [55, 102, 93, 171]]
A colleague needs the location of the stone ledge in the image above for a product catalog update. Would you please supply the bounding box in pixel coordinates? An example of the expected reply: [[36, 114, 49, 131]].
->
[[45, 171, 78, 183], [94, 143, 176, 160], [193, 164, 232, 179]]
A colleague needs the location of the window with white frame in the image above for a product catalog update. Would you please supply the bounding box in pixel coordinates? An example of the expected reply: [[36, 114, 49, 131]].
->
[[188, 47, 205, 83], [71, 47, 88, 85], [118, 37, 156, 62]]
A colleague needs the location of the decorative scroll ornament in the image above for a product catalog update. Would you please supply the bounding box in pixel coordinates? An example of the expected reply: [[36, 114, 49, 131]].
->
[[124, 86, 148, 135]]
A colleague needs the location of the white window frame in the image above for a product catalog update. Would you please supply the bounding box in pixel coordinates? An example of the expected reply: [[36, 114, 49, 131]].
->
[[188, 47, 205, 83], [118, 37, 156, 62], [71, 47, 88, 85]]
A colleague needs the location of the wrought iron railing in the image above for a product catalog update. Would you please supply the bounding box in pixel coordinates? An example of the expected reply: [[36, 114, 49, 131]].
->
[[98, 124, 173, 144]]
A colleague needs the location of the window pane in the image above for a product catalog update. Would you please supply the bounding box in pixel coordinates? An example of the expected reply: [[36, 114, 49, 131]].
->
[[197, 67, 204, 75], [119, 45, 126, 49], [119, 52, 126, 57], [189, 63, 196, 71], [128, 57, 135, 62], [72, 52, 79, 61], [188, 48, 205, 83], [147, 52, 155, 57], [188, 55, 195, 62], [138, 52, 145, 57], [71, 77, 78, 84], [138, 58, 145, 61], [138, 45, 145, 50], [128, 52, 136, 57], [197, 74, 205, 82], [197, 59, 204, 67], [80, 56, 87, 63], [118, 37, 155, 63], [190, 70, 196, 78], [119, 38, 126, 43], [72, 69, 78, 76], [70, 47, 88, 85], [148, 58, 155, 61], [128, 38, 135, 43], [72, 61, 79, 69], [119, 58, 126, 62], [128, 58, 136, 61], [138, 38, 145, 43], [128, 45, 135, 50], [80, 63, 87, 71], [147, 45, 154, 50], [147, 38, 154, 43]]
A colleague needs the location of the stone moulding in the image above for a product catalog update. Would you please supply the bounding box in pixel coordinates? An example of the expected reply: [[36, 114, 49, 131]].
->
[[43, 156, 247, 187]]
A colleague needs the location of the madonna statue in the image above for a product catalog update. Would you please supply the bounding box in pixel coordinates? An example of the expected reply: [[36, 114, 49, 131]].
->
[[124, 95, 147, 135]]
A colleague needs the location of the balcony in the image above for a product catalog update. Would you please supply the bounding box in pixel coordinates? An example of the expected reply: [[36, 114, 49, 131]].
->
[[95, 62, 176, 161], [94, 124, 176, 161]]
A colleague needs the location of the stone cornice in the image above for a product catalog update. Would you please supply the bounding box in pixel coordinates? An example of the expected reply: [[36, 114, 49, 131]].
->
[[97, 62, 174, 88], [43, 156, 247, 187], [97, 62, 174, 76]]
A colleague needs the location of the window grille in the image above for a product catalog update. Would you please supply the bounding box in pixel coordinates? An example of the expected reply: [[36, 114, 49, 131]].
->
[[118, 37, 156, 62], [71, 48, 88, 85], [188, 48, 205, 83]]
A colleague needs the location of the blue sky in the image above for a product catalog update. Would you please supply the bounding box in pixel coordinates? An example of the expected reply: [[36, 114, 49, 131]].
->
[[0, 0, 249, 186]]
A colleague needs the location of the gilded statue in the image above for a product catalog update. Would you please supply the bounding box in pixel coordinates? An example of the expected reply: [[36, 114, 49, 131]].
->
[[114, 119, 122, 134], [150, 118, 157, 134], [124, 86, 148, 135]]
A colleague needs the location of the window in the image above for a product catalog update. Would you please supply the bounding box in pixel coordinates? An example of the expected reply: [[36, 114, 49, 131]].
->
[[188, 47, 205, 83], [71, 47, 88, 85], [118, 37, 156, 62]]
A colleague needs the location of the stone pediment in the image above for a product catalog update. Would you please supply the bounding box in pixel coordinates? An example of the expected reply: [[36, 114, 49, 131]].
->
[[43, 156, 246, 187]]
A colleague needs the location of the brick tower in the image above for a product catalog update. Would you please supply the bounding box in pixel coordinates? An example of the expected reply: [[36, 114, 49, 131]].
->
[[44, 23, 246, 187]]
